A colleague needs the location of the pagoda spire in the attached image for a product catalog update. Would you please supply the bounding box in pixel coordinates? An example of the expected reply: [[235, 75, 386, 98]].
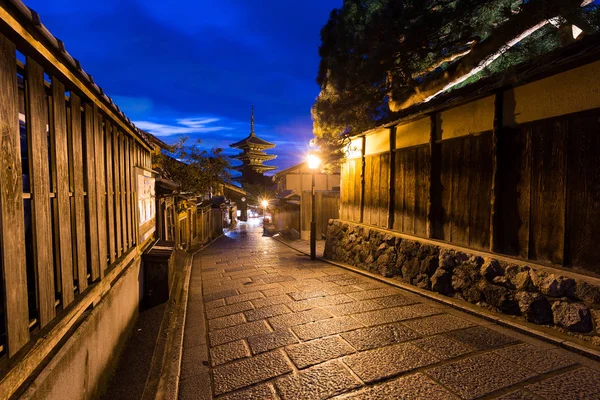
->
[[250, 105, 255, 136]]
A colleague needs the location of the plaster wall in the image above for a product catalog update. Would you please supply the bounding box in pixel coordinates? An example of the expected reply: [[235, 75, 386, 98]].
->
[[365, 128, 390, 155], [347, 138, 363, 159], [437, 95, 495, 139], [395, 117, 431, 149], [21, 257, 142, 400], [504, 60, 600, 127]]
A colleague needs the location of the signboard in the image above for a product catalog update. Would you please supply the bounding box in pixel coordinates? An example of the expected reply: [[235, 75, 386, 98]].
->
[[136, 167, 156, 243]]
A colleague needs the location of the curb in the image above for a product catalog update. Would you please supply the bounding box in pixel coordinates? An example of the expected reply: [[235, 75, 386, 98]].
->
[[271, 236, 600, 362], [156, 234, 223, 400]]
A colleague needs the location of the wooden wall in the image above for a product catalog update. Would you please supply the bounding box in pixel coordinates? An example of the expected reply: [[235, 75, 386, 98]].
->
[[340, 74, 600, 276], [0, 28, 151, 360]]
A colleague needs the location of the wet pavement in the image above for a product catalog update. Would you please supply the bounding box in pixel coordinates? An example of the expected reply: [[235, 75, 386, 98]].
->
[[179, 219, 600, 399]]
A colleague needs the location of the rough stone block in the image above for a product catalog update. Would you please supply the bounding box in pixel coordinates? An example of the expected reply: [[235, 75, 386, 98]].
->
[[552, 301, 593, 333], [285, 336, 356, 369], [341, 323, 419, 351], [427, 352, 537, 399], [210, 340, 250, 366], [515, 292, 553, 324], [247, 330, 299, 354], [341, 373, 455, 400], [343, 343, 438, 383], [275, 361, 361, 400], [213, 350, 292, 395]]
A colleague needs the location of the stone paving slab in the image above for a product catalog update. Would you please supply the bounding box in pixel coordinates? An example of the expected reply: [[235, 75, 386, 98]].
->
[[180, 221, 600, 400]]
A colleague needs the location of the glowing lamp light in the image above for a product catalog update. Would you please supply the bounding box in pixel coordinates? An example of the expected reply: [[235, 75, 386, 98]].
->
[[261, 200, 269, 208], [307, 154, 321, 170]]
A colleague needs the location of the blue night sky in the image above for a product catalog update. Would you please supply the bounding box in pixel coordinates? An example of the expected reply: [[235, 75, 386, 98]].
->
[[26, 0, 342, 173]]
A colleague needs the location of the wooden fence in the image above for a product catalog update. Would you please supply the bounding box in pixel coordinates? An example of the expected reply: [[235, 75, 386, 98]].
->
[[341, 91, 600, 275], [0, 1, 151, 362], [302, 191, 340, 239]]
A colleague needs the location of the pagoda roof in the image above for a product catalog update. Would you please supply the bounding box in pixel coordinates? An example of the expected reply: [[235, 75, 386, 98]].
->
[[233, 164, 278, 172], [230, 107, 276, 149], [231, 151, 277, 161], [230, 132, 276, 149]]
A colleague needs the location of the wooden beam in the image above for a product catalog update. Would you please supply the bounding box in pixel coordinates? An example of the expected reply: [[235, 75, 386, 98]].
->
[[490, 91, 504, 252], [119, 133, 127, 252], [105, 122, 116, 263], [50, 77, 74, 307], [0, 33, 29, 356], [125, 138, 132, 248], [25, 57, 55, 327], [388, 128, 396, 229], [94, 107, 107, 275], [359, 136, 366, 224], [69, 93, 87, 293], [427, 114, 441, 238], [83, 103, 100, 281]]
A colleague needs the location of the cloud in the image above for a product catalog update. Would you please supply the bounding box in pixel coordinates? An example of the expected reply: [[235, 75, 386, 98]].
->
[[134, 117, 232, 137]]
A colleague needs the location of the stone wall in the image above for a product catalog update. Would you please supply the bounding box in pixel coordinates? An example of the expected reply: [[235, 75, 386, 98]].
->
[[325, 220, 600, 345]]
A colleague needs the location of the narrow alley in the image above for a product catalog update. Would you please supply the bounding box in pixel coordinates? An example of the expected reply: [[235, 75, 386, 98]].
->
[[179, 220, 600, 400]]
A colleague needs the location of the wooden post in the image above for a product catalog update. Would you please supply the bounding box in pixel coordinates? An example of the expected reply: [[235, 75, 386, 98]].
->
[[388, 127, 396, 229], [25, 58, 55, 326], [428, 113, 441, 239], [0, 34, 29, 356], [490, 91, 504, 252], [105, 122, 116, 263], [69, 93, 88, 293], [359, 136, 366, 224], [84, 104, 100, 281], [94, 107, 108, 275], [119, 133, 127, 251], [51, 78, 74, 307]]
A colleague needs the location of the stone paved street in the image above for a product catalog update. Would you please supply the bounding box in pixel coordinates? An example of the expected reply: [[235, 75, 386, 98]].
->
[[179, 220, 600, 399]]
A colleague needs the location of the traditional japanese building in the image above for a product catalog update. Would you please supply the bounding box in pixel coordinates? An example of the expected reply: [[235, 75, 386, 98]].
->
[[230, 107, 277, 186]]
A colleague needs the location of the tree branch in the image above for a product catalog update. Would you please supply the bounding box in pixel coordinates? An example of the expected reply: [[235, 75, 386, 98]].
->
[[390, 0, 592, 111]]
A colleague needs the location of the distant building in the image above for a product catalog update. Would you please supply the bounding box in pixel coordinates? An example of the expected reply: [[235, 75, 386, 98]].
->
[[273, 161, 340, 196], [230, 107, 277, 187]]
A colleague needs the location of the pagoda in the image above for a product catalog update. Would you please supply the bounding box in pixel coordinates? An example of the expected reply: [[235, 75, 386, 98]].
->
[[230, 107, 277, 186]]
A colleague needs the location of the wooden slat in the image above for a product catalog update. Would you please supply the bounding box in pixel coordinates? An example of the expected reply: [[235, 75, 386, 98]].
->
[[69, 93, 87, 293], [105, 122, 116, 263], [415, 147, 429, 237], [372, 155, 381, 226], [111, 126, 122, 258], [51, 78, 74, 307], [25, 57, 55, 326], [364, 156, 372, 224], [119, 133, 127, 251], [567, 114, 600, 272], [124, 138, 131, 248], [392, 151, 404, 232], [83, 103, 100, 281], [94, 108, 107, 275], [439, 142, 453, 241], [0, 34, 29, 356], [530, 120, 567, 264], [454, 138, 471, 246], [404, 149, 416, 234], [379, 153, 389, 228], [469, 133, 493, 250]]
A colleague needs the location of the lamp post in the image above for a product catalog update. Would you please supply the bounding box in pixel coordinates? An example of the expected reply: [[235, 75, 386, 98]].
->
[[261, 199, 268, 235], [307, 154, 321, 260]]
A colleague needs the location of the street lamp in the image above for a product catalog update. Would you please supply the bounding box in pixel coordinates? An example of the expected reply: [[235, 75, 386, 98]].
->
[[261, 199, 268, 235], [307, 154, 321, 260]]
